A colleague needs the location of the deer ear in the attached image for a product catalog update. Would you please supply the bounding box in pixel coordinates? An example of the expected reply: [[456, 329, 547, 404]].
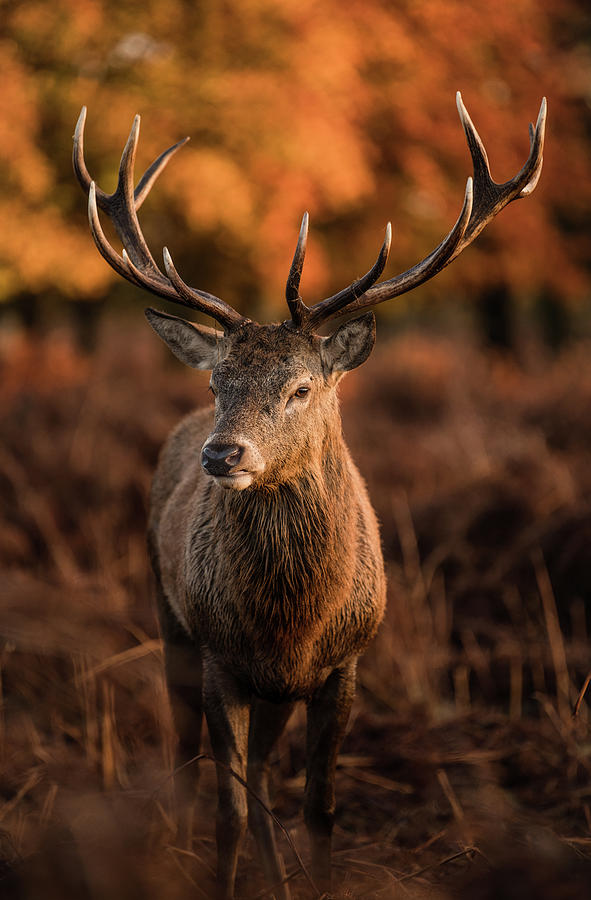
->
[[145, 308, 225, 370], [320, 312, 376, 375]]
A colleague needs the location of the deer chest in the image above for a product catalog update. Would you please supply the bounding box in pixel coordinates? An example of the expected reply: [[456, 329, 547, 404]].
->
[[183, 556, 383, 702]]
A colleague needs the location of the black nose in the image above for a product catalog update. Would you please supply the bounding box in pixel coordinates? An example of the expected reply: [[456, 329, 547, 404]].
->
[[201, 443, 244, 476]]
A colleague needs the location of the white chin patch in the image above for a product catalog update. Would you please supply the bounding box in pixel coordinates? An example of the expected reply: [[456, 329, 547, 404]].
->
[[214, 472, 254, 491]]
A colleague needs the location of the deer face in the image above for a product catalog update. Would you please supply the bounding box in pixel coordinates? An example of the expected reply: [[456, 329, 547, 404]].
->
[[145, 309, 375, 490]]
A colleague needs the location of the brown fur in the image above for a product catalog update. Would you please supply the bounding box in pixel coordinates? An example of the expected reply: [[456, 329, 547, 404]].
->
[[147, 317, 386, 897]]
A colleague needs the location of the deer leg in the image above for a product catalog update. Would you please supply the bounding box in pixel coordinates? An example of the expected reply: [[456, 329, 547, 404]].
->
[[304, 660, 357, 894], [203, 657, 251, 900], [247, 699, 294, 900], [155, 586, 203, 847]]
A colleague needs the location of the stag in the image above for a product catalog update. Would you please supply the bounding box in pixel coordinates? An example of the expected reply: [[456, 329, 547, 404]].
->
[[73, 94, 546, 899]]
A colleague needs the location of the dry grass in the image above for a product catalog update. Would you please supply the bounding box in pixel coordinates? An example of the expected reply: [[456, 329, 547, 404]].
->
[[1, 318, 590, 898]]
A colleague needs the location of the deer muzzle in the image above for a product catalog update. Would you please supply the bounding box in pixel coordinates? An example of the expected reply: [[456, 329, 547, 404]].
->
[[201, 438, 265, 490], [201, 442, 243, 476]]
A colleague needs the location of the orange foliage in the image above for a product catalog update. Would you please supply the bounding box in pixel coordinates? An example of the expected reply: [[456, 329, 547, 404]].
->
[[0, 0, 589, 316]]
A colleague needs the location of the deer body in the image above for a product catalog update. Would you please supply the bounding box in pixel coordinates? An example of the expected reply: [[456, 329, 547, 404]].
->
[[151, 405, 385, 703], [74, 94, 545, 898]]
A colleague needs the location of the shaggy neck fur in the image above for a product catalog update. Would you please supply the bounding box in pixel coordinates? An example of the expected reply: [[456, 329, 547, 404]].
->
[[213, 409, 354, 640]]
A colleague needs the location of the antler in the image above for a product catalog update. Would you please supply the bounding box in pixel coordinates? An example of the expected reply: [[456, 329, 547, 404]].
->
[[287, 93, 547, 330], [73, 107, 249, 332]]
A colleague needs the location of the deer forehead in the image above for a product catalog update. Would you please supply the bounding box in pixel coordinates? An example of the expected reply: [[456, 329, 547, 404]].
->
[[213, 323, 324, 392]]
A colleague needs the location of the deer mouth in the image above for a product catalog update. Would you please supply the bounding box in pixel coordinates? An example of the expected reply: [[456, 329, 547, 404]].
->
[[211, 470, 255, 491]]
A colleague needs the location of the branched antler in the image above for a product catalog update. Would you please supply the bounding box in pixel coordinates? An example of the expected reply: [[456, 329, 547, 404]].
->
[[75, 95, 546, 335], [286, 93, 546, 330], [73, 108, 249, 332]]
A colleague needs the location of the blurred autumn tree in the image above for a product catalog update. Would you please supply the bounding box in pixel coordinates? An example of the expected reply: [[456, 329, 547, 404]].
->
[[0, 0, 590, 338]]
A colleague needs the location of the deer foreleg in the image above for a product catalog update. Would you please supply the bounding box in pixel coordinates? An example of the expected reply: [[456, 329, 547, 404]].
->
[[248, 699, 295, 900], [203, 657, 251, 900], [304, 659, 357, 893]]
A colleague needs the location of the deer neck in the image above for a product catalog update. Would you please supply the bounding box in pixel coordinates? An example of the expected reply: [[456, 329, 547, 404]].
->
[[213, 408, 354, 632]]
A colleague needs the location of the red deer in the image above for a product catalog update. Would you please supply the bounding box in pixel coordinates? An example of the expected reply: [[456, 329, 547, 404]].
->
[[73, 94, 546, 899]]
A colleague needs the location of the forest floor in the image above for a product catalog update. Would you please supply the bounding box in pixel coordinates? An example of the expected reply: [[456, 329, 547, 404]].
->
[[1, 318, 591, 898]]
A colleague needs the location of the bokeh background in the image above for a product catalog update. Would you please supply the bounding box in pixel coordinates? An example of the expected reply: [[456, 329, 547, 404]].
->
[[1, 1, 591, 897]]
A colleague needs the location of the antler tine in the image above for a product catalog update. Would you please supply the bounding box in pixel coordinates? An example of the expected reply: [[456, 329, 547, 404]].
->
[[303, 223, 392, 329], [74, 108, 250, 331], [303, 94, 545, 323], [518, 98, 546, 198], [286, 212, 309, 326], [110, 113, 159, 272], [73, 107, 110, 207], [134, 136, 190, 210], [339, 176, 473, 313], [162, 248, 248, 329], [455, 92, 493, 191], [87, 181, 144, 287]]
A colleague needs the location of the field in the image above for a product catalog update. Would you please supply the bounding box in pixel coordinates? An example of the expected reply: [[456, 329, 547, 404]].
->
[[1, 318, 591, 898]]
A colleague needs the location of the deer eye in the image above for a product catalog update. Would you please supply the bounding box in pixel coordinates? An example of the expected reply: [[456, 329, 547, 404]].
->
[[293, 386, 310, 399]]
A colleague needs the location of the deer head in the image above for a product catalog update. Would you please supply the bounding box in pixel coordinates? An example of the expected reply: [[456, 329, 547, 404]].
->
[[141, 312, 376, 488], [74, 94, 546, 489]]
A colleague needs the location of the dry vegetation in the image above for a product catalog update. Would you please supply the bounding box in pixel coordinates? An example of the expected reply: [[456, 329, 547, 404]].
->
[[1, 318, 591, 898]]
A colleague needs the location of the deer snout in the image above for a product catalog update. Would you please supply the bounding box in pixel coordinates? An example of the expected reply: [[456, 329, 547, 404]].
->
[[201, 442, 244, 476], [201, 435, 265, 489]]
